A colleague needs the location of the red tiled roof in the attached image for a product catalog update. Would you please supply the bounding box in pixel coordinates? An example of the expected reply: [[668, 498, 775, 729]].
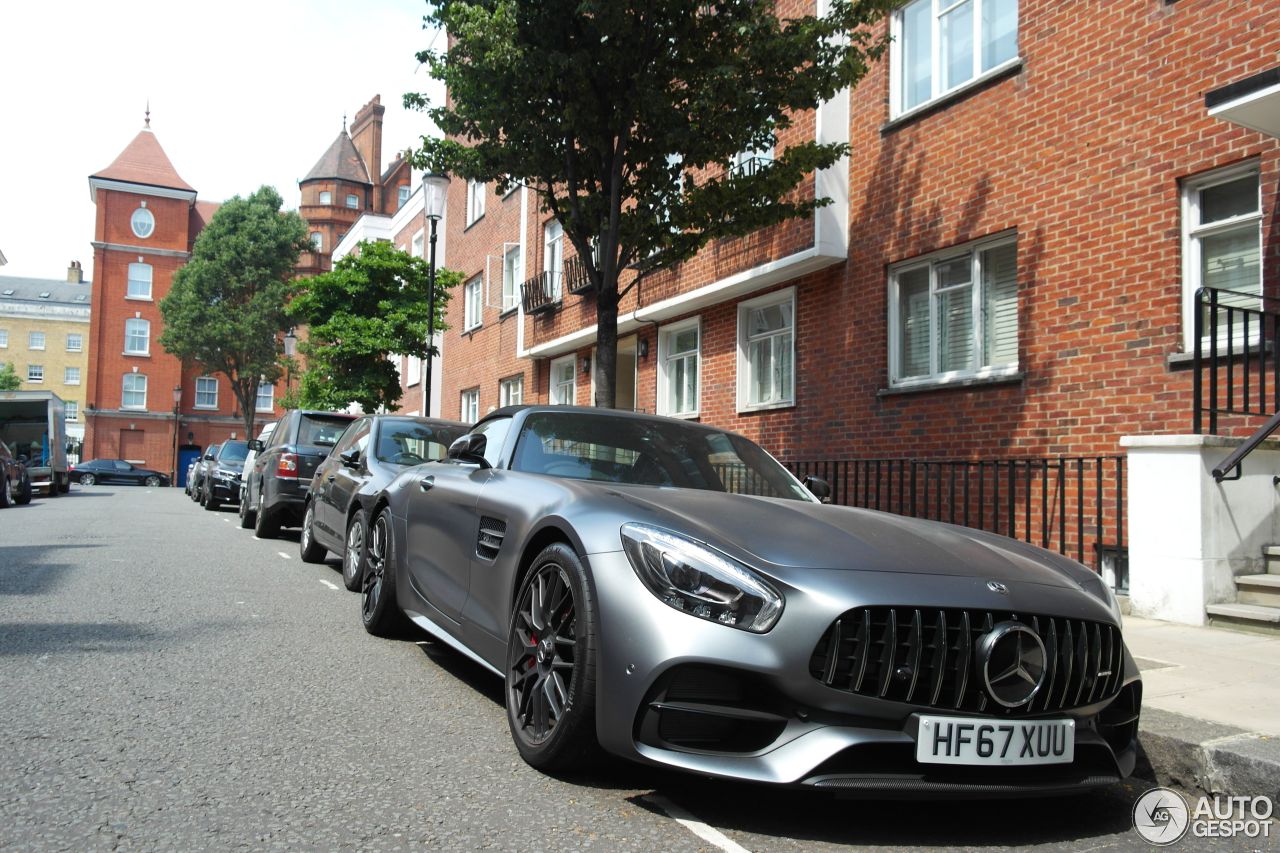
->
[[302, 131, 370, 184], [191, 200, 221, 233], [91, 128, 195, 192]]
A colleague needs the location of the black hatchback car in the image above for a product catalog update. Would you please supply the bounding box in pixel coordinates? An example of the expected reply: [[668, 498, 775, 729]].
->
[[300, 415, 467, 589], [201, 440, 249, 511], [243, 409, 357, 538], [73, 459, 170, 487]]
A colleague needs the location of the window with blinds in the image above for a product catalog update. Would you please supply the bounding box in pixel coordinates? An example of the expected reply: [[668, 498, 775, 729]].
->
[[890, 235, 1018, 386], [1181, 164, 1261, 350]]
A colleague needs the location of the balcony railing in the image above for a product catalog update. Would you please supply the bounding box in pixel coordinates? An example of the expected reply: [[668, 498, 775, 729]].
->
[[1193, 286, 1280, 479], [520, 271, 562, 315], [564, 255, 593, 295], [788, 456, 1128, 590]]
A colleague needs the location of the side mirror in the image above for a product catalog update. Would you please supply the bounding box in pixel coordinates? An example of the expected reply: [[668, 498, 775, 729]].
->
[[447, 434, 491, 468], [248, 439, 264, 452], [339, 448, 361, 469], [803, 474, 832, 503]]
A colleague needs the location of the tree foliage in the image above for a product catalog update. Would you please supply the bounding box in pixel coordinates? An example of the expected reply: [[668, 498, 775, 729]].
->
[[0, 362, 20, 391], [407, 0, 892, 406], [158, 185, 308, 437], [289, 240, 459, 414]]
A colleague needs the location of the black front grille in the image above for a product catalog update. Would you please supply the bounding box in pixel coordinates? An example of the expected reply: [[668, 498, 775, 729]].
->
[[809, 607, 1124, 715], [476, 517, 506, 560]]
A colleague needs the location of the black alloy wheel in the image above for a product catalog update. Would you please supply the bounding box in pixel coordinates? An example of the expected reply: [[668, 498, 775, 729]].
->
[[15, 474, 32, 505], [202, 483, 219, 509], [238, 489, 255, 529], [0, 475, 11, 508], [299, 502, 327, 563], [79, 473, 95, 486], [505, 543, 599, 772], [342, 511, 367, 591], [360, 506, 407, 636], [253, 492, 280, 539]]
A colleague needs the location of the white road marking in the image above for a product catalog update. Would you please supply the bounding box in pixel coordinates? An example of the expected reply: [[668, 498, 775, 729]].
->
[[277, 552, 291, 560], [318, 579, 340, 591], [643, 795, 751, 853]]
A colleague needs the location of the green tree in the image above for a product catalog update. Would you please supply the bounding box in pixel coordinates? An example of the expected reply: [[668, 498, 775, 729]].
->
[[0, 362, 20, 391], [289, 240, 459, 413], [158, 185, 308, 437], [408, 0, 891, 407]]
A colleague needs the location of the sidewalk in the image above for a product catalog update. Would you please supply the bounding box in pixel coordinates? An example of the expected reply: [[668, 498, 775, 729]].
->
[[1124, 616, 1280, 799]]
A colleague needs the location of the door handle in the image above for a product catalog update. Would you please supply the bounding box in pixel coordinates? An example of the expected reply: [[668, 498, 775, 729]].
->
[[419, 475, 435, 492], [326, 475, 336, 482]]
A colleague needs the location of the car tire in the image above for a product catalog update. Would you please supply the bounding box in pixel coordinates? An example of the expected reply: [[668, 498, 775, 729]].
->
[[203, 485, 219, 510], [299, 502, 327, 563], [361, 506, 409, 637], [0, 475, 11, 508], [145, 475, 162, 488], [79, 473, 95, 486], [57, 474, 69, 494], [238, 489, 255, 529], [342, 511, 368, 591], [15, 475, 32, 506], [504, 542, 601, 773], [253, 494, 280, 539]]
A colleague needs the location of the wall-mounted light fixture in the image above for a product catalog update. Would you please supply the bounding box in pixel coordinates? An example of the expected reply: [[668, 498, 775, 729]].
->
[[581, 355, 591, 375], [638, 338, 649, 359]]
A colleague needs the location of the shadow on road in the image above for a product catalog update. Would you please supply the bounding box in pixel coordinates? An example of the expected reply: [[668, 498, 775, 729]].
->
[[0, 620, 161, 656], [0, 544, 101, 596]]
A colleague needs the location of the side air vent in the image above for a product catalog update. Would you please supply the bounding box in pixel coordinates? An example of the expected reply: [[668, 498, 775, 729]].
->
[[477, 517, 506, 560]]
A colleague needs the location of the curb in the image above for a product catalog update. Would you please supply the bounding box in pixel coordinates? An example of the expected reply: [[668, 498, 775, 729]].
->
[[1137, 707, 1280, 801]]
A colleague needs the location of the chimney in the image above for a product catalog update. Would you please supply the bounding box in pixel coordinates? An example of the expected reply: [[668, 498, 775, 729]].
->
[[67, 260, 83, 284], [350, 95, 385, 210]]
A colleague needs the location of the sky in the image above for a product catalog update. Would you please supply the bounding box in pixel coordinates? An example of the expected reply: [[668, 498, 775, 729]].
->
[[0, 0, 444, 281]]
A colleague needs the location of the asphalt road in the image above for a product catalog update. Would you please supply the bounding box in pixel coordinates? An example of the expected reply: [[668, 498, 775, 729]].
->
[[0, 487, 1271, 852]]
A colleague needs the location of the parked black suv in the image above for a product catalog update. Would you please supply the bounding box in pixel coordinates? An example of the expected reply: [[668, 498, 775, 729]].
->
[[243, 410, 356, 538], [201, 440, 249, 511]]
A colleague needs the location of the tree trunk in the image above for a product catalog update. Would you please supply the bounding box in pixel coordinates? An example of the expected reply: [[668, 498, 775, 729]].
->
[[594, 294, 619, 409]]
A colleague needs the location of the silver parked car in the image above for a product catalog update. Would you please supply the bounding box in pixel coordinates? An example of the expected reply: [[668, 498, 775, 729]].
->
[[360, 406, 1140, 795]]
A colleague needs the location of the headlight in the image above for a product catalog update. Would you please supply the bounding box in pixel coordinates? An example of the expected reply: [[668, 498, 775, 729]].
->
[[620, 523, 783, 633]]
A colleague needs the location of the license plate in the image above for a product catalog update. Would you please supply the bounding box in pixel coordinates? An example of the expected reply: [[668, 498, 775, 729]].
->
[[916, 716, 1075, 766]]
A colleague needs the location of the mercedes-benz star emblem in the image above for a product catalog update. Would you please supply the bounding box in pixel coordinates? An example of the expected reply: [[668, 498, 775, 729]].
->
[[977, 622, 1047, 708], [987, 580, 1008, 594]]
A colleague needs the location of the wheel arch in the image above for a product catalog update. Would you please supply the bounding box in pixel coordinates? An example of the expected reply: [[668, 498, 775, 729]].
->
[[509, 523, 579, 613]]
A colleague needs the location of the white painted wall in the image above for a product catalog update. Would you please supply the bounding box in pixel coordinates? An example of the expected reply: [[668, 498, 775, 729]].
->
[[1123, 434, 1280, 625]]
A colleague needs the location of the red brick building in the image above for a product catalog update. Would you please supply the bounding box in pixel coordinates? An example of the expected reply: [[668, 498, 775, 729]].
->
[[84, 122, 288, 480], [422, 0, 1278, 586]]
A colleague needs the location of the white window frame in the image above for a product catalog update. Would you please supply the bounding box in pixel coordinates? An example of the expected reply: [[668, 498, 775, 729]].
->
[[464, 274, 483, 331], [397, 185, 411, 209], [310, 232, 323, 252], [890, 0, 1021, 119], [130, 206, 155, 239], [405, 354, 421, 387], [27, 364, 43, 383], [66, 333, 83, 352], [63, 366, 80, 385], [657, 317, 701, 418], [346, 193, 359, 209], [65, 401, 78, 421], [124, 318, 150, 355], [122, 373, 147, 409], [460, 387, 480, 423], [127, 262, 153, 299], [500, 375, 524, 407], [1181, 162, 1262, 351], [501, 244, 522, 312], [195, 376, 218, 409], [549, 354, 576, 405], [736, 288, 796, 412], [28, 331, 45, 351], [0, 329, 7, 348], [319, 191, 332, 205], [887, 232, 1019, 388], [466, 179, 486, 226], [255, 382, 274, 413], [544, 221, 564, 299]]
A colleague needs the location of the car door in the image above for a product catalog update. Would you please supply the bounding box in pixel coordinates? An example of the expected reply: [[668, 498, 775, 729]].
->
[[316, 418, 369, 547], [401, 416, 510, 623], [112, 461, 134, 484]]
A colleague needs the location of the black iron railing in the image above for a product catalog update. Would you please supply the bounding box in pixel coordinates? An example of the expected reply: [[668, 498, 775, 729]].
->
[[788, 456, 1127, 588], [564, 255, 593, 295], [520, 271, 561, 315], [1193, 287, 1280, 480]]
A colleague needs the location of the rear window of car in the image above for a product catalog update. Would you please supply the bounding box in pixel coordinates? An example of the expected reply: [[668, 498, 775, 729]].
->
[[297, 415, 355, 447]]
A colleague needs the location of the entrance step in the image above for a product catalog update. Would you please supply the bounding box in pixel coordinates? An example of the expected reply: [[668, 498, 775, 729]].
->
[[1266, 545, 1280, 575], [1206, 602, 1280, 636], [1237, 574, 1280, 608]]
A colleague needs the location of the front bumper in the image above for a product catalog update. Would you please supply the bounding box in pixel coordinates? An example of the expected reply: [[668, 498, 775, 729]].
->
[[587, 551, 1142, 794], [209, 473, 242, 500]]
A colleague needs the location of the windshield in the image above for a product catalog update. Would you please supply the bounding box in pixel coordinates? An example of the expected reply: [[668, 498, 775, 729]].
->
[[298, 415, 354, 447], [373, 419, 467, 465], [217, 441, 249, 465], [511, 411, 813, 501]]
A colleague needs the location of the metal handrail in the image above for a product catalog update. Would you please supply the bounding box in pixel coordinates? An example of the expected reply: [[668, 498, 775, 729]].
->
[[520, 271, 561, 315], [1213, 409, 1280, 482]]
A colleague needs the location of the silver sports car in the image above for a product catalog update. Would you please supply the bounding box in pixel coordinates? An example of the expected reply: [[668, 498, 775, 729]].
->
[[361, 405, 1141, 795]]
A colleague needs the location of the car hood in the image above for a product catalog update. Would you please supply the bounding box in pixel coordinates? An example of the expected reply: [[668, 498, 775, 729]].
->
[[582, 485, 1089, 591]]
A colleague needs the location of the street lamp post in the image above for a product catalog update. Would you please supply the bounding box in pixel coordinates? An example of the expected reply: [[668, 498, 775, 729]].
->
[[283, 328, 297, 406], [421, 173, 450, 417], [171, 385, 182, 487]]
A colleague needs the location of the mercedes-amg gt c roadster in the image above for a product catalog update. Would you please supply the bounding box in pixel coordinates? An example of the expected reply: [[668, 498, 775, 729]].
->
[[359, 405, 1141, 795]]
